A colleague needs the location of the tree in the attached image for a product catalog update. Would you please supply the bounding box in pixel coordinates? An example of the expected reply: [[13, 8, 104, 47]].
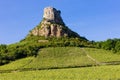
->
[[102, 39, 115, 50]]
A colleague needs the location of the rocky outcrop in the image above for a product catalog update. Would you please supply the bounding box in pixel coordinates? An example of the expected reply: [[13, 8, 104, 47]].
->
[[43, 7, 64, 25], [30, 7, 80, 38]]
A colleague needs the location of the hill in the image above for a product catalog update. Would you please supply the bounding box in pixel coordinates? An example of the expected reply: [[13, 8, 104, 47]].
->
[[29, 7, 80, 38], [0, 6, 120, 79], [0, 7, 90, 65]]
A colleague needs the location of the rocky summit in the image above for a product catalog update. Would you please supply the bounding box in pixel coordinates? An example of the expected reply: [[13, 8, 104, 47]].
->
[[30, 7, 80, 38]]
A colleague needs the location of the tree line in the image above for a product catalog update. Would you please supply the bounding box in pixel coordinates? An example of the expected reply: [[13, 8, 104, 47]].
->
[[94, 38, 120, 53]]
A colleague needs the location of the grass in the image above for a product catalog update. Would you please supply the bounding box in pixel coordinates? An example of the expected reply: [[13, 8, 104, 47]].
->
[[0, 47, 95, 71], [24, 47, 95, 69], [0, 57, 34, 70], [1, 47, 120, 71], [0, 65, 120, 80], [84, 48, 120, 62]]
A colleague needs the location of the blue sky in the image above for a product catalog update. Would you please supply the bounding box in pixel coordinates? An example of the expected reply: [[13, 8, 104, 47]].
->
[[0, 0, 120, 44]]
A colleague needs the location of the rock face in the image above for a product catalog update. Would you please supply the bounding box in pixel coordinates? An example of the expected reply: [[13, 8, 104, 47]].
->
[[43, 7, 64, 25], [30, 7, 80, 38]]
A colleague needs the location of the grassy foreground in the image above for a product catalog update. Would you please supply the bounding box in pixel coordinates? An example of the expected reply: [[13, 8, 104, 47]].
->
[[0, 65, 120, 80]]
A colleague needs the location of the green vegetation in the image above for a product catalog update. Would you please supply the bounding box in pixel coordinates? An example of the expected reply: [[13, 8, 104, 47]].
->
[[95, 38, 120, 53], [0, 47, 95, 70], [24, 47, 94, 69], [1, 47, 120, 71], [84, 48, 120, 62], [0, 43, 41, 65], [0, 57, 34, 70], [1, 35, 120, 80], [0, 47, 120, 79], [0, 65, 120, 80], [0, 35, 90, 65]]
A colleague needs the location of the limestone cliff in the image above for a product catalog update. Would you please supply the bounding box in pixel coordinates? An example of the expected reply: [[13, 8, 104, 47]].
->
[[29, 7, 80, 38]]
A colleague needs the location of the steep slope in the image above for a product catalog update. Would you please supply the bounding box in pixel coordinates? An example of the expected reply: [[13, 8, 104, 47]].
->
[[28, 7, 80, 38]]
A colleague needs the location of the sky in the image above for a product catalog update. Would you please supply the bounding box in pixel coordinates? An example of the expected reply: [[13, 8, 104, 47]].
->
[[0, 0, 120, 44]]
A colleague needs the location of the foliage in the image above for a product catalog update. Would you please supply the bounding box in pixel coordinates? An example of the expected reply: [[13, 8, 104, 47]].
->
[[1, 36, 120, 66], [94, 38, 120, 53], [0, 42, 43, 65]]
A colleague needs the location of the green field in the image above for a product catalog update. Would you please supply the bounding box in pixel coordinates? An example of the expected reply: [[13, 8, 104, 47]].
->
[[0, 47, 120, 71], [0, 65, 120, 80]]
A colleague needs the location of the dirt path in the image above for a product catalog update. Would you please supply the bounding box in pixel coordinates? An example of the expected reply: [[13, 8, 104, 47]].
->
[[81, 48, 102, 65]]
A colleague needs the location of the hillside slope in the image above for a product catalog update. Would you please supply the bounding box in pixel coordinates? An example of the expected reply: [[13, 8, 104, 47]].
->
[[1, 47, 120, 71]]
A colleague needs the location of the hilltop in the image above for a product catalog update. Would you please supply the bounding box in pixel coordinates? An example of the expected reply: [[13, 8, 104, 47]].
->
[[29, 7, 80, 38]]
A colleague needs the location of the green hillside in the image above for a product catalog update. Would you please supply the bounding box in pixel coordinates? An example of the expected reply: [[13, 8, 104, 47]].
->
[[23, 47, 94, 69], [0, 47, 120, 71], [0, 36, 91, 65]]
